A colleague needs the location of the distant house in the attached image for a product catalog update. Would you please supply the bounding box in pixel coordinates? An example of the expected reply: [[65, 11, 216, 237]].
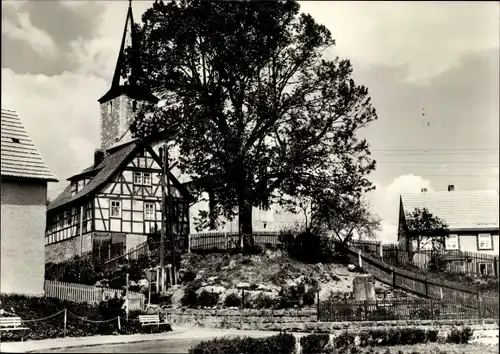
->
[[1, 108, 58, 295], [398, 185, 499, 275]]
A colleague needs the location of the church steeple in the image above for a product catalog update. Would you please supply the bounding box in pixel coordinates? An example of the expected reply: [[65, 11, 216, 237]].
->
[[98, 0, 157, 104], [98, 0, 158, 151]]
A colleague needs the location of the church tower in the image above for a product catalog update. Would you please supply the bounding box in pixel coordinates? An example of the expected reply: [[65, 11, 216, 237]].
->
[[98, 1, 158, 151]]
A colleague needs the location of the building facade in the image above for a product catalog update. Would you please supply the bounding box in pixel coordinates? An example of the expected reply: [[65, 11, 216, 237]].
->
[[1, 108, 58, 295], [398, 186, 499, 275], [45, 3, 191, 264]]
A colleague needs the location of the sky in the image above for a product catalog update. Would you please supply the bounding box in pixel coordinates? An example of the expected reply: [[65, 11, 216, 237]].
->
[[2, 0, 499, 242]]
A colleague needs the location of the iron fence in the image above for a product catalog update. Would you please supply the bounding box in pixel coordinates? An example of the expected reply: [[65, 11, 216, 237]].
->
[[318, 297, 484, 322]]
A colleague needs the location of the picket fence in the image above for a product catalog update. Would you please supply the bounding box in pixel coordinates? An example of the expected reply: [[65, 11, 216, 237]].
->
[[189, 231, 281, 251], [44, 280, 145, 311]]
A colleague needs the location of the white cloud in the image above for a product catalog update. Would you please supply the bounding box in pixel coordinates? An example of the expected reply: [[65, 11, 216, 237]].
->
[[299, 1, 499, 81], [368, 174, 434, 242], [1, 68, 108, 198], [2, 12, 57, 58]]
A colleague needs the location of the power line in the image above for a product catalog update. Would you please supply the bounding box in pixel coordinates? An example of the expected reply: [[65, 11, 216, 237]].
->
[[371, 148, 498, 152]]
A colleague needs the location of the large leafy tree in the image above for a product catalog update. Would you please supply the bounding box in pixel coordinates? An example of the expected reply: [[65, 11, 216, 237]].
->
[[401, 207, 449, 262], [127, 0, 377, 234]]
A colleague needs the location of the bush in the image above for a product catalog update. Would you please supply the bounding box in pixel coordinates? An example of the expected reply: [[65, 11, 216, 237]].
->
[[446, 326, 473, 344], [300, 333, 331, 354], [335, 331, 356, 349], [224, 293, 242, 307], [198, 290, 219, 308], [409, 307, 440, 320], [182, 270, 197, 283], [188, 332, 296, 354], [367, 308, 398, 321], [253, 293, 279, 309], [181, 285, 199, 308], [302, 288, 316, 306]]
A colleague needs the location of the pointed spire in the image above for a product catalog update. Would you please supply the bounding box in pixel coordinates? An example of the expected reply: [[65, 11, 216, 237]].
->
[[98, 0, 158, 104]]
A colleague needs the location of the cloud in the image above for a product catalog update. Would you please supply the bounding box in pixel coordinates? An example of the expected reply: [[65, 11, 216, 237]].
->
[[368, 174, 434, 242], [300, 1, 499, 81], [2, 12, 57, 58], [1, 68, 108, 197]]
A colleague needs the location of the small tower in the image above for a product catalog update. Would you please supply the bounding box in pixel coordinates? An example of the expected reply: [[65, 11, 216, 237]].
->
[[97, 1, 158, 151]]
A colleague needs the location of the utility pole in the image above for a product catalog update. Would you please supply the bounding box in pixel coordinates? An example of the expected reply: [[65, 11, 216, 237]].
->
[[165, 143, 176, 285], [159, 145, 167, 293]]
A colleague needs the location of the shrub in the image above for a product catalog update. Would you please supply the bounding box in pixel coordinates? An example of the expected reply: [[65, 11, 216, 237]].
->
[[302, 288, 316, 306], [409, 307, 440, 320], [367, 308, 398, 321], [335, 331, 356, 349], [197, 290, 219, 308], [181, 286, 199, 308], [181, 270, 197, 283], [188, 332, 295, 354], [149, 292, 172, 306], [253, 293, 279, 309], [300, 333, 330, 354], [224, 293, 242, 307], [446, 326, 473, 344], [426, 329, 438, 342]]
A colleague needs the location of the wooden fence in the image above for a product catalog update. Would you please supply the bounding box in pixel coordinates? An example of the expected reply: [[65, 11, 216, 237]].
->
[[318, 297, 483, 322], [346, 247, 499, 318], [383, 247, 499, 277], [44, 280, 145, 311], [188, 231, 281, 252], [349, 240, 499, 277]]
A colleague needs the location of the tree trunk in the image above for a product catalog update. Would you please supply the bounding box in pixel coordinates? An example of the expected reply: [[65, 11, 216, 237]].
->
[[238, 199, 254, 251]]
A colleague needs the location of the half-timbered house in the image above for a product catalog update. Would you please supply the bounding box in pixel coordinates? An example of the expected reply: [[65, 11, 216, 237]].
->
[[45, 3, 191, 264]]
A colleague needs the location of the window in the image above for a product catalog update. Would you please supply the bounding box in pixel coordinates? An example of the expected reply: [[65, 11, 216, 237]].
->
[[445, 234, 459, 250], [478, 233, 493, 250], [133, 172, 151, 185], [108, 102, 112, 114], [134, 172, 142, 185], [144, 202, 155, 220], [132, 100, 137, 112], [143, 173, 151, 186], [10, 137, 20, 143], [110, 200, 122, 218]]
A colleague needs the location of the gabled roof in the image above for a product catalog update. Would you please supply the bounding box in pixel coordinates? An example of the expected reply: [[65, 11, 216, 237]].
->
[[401, 189, 499, 231], [47, 140, 193, 212], [1, 108, 58, 182], [48, 142, 137, 211]]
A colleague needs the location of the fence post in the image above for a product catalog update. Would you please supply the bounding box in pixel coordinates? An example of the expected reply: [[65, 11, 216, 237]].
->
[[494, 257, 498, 277], [225, 232, 228, 251], [379, 242, 383, 261], [477, 290, 482, 319], [241, 288, 245, 310], [316, 290, 320, 321], [63, 309, 67, 337], [188, 234, 191, 254], [117, 316, 121, 331], [358, 249, 363, 269], [430, 299, 434, 320], [424, 278, 429, 297], [391, 268, 396, 287]]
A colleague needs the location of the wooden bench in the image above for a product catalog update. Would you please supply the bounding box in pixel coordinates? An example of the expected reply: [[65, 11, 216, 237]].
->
[[0, 316, 29, 341], [138, 315, 169, 333]]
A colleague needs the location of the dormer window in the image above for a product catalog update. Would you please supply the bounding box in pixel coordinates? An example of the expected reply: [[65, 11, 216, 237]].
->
[[71, 182, 78, 196], [11, 138, 20, 143]]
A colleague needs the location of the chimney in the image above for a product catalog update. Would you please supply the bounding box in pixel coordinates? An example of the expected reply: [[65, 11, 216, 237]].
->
[[421, 188, 427, 193], [448, 185, 455, 192], [94, 149, 105, 168]]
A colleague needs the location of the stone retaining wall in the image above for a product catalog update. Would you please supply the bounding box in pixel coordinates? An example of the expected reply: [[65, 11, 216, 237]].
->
[[162, 308, 498, 333]]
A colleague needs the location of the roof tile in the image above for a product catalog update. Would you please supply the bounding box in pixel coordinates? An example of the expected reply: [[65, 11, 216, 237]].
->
[[401, 189, 499, 230], [1, 108, 58, 182]]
